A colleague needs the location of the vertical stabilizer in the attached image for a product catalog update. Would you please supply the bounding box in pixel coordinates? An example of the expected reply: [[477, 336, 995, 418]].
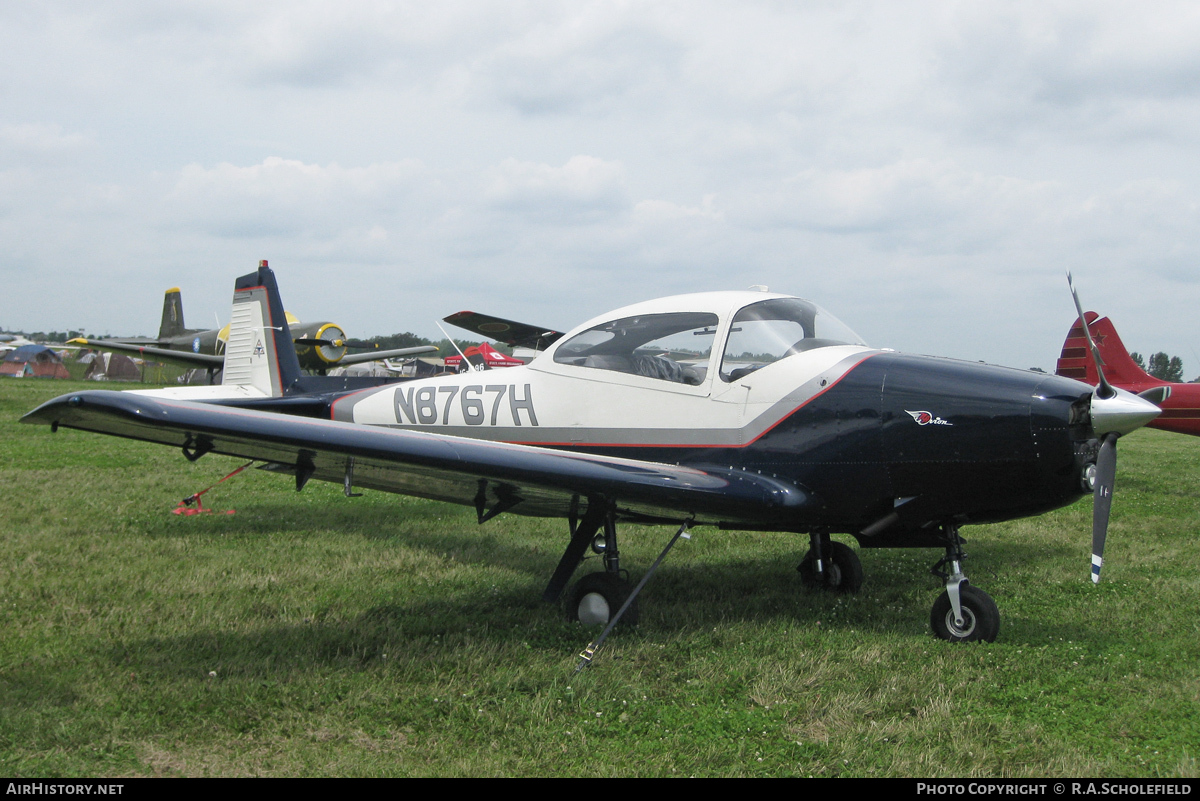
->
[[220, 261, 302, 396], [158, 288, 186, 340], [1056, 312, 1160, 388]]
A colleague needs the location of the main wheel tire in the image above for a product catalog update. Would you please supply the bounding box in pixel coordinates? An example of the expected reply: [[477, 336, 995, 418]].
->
[[930, 585, 1000, 643], [797, 541, 863, 593], [566, 572, 639, 627]]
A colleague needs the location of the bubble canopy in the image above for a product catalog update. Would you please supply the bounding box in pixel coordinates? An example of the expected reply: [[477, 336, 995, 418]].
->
[[549, 292, 867, 386]]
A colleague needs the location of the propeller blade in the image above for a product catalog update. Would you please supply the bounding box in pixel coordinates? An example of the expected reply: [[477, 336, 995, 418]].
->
[[1065, 274, 1159, 586], [1066, 272, 1116, 400], [1091, 432, 1118, 583]]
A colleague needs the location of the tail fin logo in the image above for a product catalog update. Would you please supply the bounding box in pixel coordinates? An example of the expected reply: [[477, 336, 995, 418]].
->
[[906, 410, 952, 426], [253, 338, 265, 358]]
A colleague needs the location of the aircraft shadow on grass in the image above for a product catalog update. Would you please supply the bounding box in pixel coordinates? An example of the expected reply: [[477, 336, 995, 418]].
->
[[96, 517, 1091, 684], [103, 583, 1096, 685]]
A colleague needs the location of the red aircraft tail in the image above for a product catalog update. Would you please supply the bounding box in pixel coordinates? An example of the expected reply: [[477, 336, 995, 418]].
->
[[1055, 312, 1159, 389]]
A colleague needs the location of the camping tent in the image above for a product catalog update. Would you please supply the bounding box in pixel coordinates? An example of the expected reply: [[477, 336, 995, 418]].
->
[[83, 352, 142, 381], [0, 345, 70, 379]]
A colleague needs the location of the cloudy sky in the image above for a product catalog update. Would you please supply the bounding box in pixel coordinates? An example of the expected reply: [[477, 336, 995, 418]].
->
[[3, 2, 1200, 373]]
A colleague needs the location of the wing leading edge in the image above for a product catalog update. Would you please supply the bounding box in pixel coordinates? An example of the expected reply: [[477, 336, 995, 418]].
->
[[23, 390, 808, 525]]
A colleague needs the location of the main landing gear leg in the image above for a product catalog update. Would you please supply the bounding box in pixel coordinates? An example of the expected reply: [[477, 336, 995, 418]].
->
[[798, 530, 863, 593], [929, 524, 1000, 643], [566, 510, 640, 627], [576, 520, 692, 672], [542, 500, 606, 604], [542, 500, 640, 628]]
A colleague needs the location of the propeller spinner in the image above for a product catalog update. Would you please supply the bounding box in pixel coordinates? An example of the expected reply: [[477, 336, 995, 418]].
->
[[1067, 272, 1161, 582]]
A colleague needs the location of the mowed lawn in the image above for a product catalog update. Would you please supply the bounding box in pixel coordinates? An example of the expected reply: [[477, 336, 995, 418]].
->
[[2, 378, 1198, 777]]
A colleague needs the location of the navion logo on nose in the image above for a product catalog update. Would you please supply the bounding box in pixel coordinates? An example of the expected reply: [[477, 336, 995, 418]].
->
[[906, 410, 953, 426]]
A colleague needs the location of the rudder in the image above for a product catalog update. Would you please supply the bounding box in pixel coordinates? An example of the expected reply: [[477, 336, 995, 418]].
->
[[157, 288, 186, 340], [220, 261, 303, 396], [1056, 312, 1157, 387]]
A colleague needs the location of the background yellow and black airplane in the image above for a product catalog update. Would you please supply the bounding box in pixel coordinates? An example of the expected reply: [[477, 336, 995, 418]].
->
[[70, 261, 434, 381]]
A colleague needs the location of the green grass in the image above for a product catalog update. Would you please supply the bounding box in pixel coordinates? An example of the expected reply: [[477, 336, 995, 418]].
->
[[2, 378, 1198, 777]]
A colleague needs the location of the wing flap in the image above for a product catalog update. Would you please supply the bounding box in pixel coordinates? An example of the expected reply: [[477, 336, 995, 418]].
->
[[23, 391, 809, 524]]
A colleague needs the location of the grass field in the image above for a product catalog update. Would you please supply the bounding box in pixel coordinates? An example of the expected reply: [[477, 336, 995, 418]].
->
[[2, 378, 1198, 777]]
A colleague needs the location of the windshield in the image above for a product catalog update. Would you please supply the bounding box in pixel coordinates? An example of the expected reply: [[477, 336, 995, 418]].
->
[[720, 298, 865, 382]]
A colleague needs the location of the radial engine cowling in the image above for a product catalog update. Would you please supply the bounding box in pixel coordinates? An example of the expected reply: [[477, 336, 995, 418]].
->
[[292, 322, 348, 371]]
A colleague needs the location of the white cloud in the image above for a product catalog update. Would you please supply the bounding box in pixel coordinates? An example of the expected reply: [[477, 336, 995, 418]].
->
[[0, 123, 90, 155], [483, 155, 629, 219], [162, 156, 428, 238], [932, 2, 1200, 146], [633, 195, 721, 223], [3, 3, 1200, 370]]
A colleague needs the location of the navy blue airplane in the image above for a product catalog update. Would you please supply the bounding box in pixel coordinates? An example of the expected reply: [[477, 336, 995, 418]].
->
[[21, 263, 1160, 643]]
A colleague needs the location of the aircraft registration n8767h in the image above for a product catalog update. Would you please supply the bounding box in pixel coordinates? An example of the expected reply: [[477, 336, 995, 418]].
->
[[23, 263, 1162, 645]]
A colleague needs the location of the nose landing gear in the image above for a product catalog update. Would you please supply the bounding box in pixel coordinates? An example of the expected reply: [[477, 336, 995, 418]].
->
[[931, 584, 999, 642], [929, 524, 999, 643]]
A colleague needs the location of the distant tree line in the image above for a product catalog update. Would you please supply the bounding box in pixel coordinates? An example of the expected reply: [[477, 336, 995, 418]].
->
[[1130, 351, 1189, 383], [2, 330, 86, 343], [360, 332, 433, 351]]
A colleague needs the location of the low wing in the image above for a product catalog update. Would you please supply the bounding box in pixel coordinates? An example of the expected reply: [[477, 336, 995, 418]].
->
[[23, 391, 807, 525], [442, 311, 564, 352], [69, 338, 224, 370]]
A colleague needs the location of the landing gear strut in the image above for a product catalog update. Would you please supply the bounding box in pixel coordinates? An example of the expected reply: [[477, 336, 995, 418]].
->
[[798, 531, 863, 593], [543, 501, 639, 627], [929, 524, 999, 642], [568, 510, 639, 625]]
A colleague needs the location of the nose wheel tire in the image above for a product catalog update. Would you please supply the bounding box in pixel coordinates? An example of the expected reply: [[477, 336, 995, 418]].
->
[[930, 585, 1000, 643], [567, 572, 639, 627], [798, 540, 863, 593]]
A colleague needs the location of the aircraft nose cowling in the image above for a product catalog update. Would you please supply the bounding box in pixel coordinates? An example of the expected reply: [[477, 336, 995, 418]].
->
[[871, 354, 1091, 526], [1089, 386, 1161, 437]]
